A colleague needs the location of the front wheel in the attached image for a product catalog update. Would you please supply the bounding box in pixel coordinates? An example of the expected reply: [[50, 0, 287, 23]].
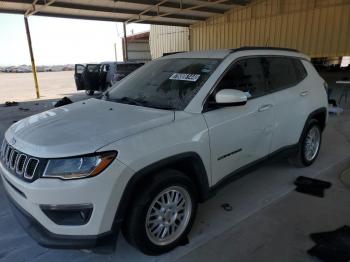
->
[[290, 119, 322, 167], [122, 169, 197, 255]]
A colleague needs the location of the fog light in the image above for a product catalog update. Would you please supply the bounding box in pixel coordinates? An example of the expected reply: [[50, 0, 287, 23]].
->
[[40, 204, 93, 226]]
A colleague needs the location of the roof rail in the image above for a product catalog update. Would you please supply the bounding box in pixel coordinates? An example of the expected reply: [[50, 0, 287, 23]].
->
[[232, 46, 299, 53]]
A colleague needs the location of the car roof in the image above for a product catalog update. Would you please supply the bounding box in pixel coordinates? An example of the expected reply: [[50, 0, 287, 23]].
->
[[158, 47, 309, 60]]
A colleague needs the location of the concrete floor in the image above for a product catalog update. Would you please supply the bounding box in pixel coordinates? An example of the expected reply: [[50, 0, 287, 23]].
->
[[0, 72, 350, 262]]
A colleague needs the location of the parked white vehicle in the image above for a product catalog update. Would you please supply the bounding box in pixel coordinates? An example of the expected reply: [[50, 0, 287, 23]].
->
[[0, 47, 328, 255]]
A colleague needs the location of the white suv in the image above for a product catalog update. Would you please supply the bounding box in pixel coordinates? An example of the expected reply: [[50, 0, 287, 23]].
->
[[0, 47, 328, 255]]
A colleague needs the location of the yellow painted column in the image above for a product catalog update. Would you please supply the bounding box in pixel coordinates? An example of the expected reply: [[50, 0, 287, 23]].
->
[[24, 16, 40, 99]]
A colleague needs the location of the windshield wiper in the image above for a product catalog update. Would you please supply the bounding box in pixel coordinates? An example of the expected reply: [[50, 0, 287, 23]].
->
[[149, 105, 175, 110], [112, 97, 146, 107], [107, 96, 175, 110]]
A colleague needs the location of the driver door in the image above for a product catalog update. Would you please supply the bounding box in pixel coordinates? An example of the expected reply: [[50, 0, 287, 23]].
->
[[204, 57, 275, 185]]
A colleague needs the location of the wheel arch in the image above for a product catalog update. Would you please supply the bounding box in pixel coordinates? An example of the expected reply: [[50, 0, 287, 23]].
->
[[306, 107, 327, 131], [299, 107, 327, 143], [112, 152, 210, 229]]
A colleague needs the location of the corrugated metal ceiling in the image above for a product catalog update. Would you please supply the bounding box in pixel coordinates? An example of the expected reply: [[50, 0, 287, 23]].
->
[[0, 0, 253, 26]]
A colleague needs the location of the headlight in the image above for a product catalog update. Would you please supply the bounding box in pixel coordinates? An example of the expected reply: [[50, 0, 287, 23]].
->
[[43, 152, 117, 180]]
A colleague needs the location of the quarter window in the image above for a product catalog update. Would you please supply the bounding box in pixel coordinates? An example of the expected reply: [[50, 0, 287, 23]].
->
[[215, 58, 266, 99]]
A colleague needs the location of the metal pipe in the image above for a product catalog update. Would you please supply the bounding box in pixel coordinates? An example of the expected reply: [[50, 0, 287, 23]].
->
[[133, 0, 232, 24], [125, 0, 168, 24], [123, 22, 128, 62], [24, 16, 40, 99], [25, 0, 39, 16], [114, 43, 118, 62], [26, 0, 57, 17]]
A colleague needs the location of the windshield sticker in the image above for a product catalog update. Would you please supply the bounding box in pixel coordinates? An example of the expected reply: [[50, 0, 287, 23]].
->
[[169, 73, 200, 82]]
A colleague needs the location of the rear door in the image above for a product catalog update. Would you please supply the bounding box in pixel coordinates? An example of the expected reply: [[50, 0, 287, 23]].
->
[[84, 64, 101, 91], [262, 57, 309, 151], [74, 64, 86, 90]]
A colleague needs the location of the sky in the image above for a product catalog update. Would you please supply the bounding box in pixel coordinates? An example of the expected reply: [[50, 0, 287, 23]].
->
[[0, 14, 149, 66]]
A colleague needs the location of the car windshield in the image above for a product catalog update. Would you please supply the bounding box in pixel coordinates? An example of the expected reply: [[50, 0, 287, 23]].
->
[[105, 58, 221, 110]]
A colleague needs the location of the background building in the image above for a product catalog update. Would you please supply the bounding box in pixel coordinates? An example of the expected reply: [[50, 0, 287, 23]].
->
[[150, 0, 350, 60]]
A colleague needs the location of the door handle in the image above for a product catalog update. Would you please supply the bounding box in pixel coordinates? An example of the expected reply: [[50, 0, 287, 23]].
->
[[258, 104, 273, 112], [300, 91, 309, 97]]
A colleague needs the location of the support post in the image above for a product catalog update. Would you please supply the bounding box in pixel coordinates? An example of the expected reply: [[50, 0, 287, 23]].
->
[[123, 22, 128, 62], [114, 43, 118, 62], [24, 16, 40, 99]]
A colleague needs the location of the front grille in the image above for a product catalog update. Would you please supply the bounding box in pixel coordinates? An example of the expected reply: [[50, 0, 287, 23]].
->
[[0, 139, 43, 182]]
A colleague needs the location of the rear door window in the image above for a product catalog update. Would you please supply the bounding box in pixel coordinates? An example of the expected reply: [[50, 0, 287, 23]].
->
[[262, 57, 298, 92], [262, 57, 308, 93], [293, 59, 307, 82]]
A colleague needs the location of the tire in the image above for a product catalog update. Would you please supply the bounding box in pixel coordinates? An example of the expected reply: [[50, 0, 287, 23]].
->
[[122, 169, 198, 255], [85, 90, 94, 96], [289, 119, 322, 167]]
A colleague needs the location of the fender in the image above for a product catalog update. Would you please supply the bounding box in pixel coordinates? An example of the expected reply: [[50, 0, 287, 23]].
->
[[112, 152, 210, 229]]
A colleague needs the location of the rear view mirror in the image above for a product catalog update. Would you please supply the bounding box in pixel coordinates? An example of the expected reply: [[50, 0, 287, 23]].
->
[[215, 89, 247, 106]]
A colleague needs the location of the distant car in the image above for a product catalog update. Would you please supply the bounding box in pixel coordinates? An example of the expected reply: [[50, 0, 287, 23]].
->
[[75, 62, 144, 96]]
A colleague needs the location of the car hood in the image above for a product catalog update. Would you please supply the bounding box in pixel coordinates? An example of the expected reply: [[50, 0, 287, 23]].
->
[[5, 98, 174, 158]]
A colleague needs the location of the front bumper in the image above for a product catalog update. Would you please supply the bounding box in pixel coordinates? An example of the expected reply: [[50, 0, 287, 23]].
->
[[0, 157, 134, 248], [7, 192, 114, 249]]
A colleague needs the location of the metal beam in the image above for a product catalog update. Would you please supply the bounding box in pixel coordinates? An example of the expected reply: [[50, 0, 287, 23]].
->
[[29, 11, 191, 26], [25, 0, 57, 16], [116, 0, 226, 14], [130, 0, 233, 24], [221, 0, 251, 5], [123, 22, 128, 62], [126, 0, 169, 23], [0, 0, 192, 27], [3, 0, 204, 23], [24, 16, 40, 99], [24, 0, 39, 16], [50, 2, 206, 21]]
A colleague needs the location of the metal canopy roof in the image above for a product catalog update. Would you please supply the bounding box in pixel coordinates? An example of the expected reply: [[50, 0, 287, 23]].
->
[[0, 0, 252, 26]]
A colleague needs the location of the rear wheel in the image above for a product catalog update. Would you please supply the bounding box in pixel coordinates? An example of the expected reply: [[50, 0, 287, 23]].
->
[[85, 90, 94, 96], [290, 119, 322, 167], [122, 169, 197, 255]]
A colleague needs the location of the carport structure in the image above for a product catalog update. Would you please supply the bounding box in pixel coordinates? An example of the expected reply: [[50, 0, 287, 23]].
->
[[0, 0, 253, 26], [0, 0, 253, 98]]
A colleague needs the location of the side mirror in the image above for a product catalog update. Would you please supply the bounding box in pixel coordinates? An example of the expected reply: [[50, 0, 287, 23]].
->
[[215, 89, 248, 106]]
